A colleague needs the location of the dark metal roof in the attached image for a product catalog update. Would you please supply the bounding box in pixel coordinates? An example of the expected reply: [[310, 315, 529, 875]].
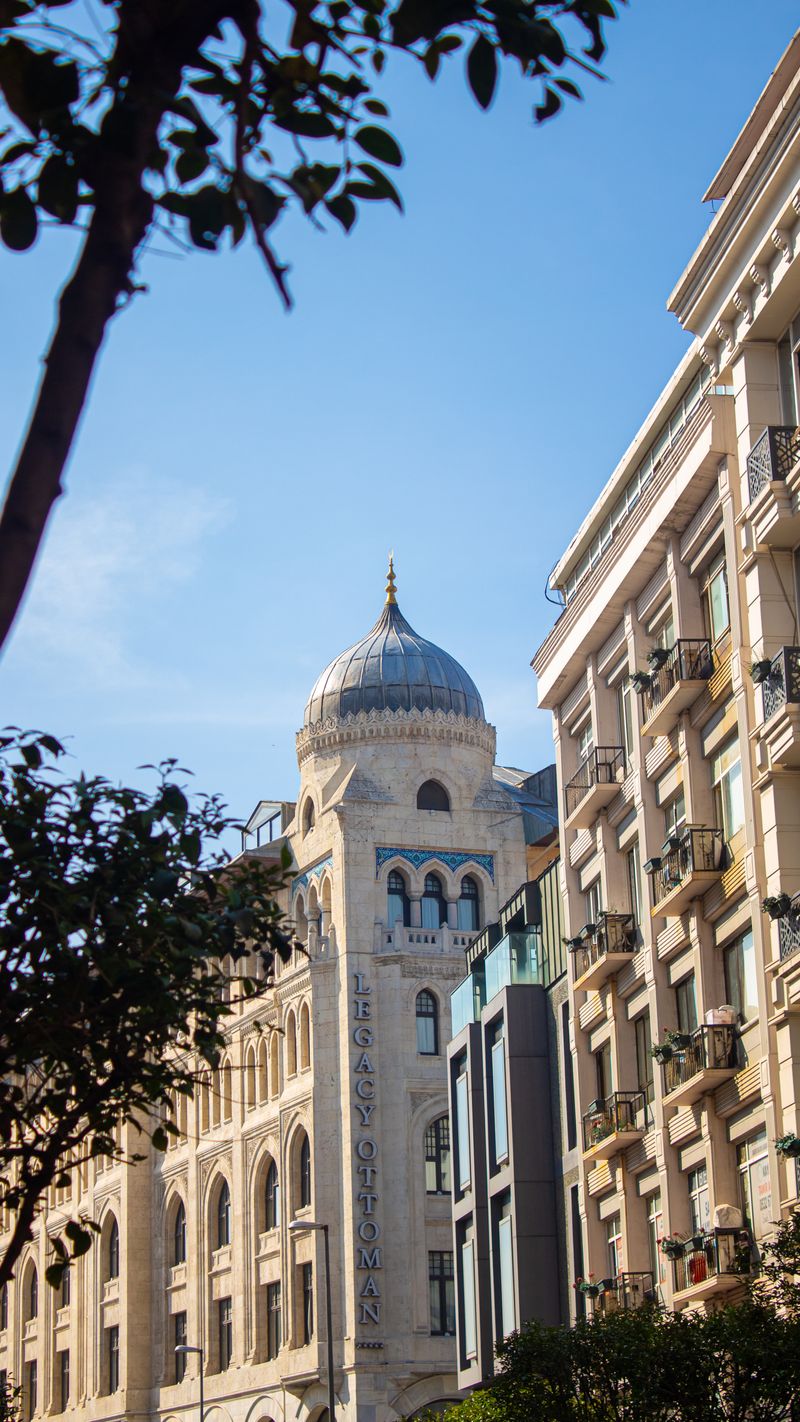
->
[[304, 601, 485, 726]]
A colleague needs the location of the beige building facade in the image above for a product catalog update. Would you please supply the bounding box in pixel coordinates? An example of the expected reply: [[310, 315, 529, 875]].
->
[[532, 31, 800, 1317], [0, 571, 536, 1422]]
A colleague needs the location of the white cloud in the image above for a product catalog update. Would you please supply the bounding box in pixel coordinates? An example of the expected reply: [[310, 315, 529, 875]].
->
[[12, 470, 229, 687]]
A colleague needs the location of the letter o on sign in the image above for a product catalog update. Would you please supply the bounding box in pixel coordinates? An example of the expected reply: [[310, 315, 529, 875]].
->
[[358, 1220, 380, 1242], [356, 1138, 378, 1160]]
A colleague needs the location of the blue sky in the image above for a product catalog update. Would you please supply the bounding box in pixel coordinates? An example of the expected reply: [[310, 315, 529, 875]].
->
[[2, 1, 799, 830]]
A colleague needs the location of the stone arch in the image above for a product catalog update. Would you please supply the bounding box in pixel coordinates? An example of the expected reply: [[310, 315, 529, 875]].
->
[[319, 873, 332, 935], [287, 1120, 312, 1214], [301, 795, 316, 837], [389, 1374, 461, 1419], [99, 1206, 120, 1281], [165, 1187, 188, 1267], [244, 1396, 285, 1422], [299, 1001, 311, 1071], [221, 1055, 233, 1122], [20, 1251, 38, 1321], [285, 1008, 298, 1077], [294, 891, 309, 945], [206, 1168, 233, 1250], [416, 778, 451, 811], [244, 1042, 258, 1110]]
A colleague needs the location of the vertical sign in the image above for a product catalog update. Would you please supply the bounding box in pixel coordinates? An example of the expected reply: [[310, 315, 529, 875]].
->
[[353, 972, 382, 1330]]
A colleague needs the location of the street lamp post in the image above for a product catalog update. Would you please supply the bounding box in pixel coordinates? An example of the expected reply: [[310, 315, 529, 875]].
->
[[175, 1343, 204, 1422], [288, 1218, 335, 1422]]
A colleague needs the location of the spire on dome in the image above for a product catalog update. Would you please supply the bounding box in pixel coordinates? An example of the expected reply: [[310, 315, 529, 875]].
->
[[385, 552, 397, 606]]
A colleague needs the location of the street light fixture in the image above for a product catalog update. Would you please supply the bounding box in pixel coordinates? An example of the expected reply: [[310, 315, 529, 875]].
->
[[175, 1343, 204, 1422], [288, 1218, 335, 1422]]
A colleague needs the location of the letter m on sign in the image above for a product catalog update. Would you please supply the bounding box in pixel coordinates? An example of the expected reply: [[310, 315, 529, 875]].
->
[[357, 1248, 382, 1270]]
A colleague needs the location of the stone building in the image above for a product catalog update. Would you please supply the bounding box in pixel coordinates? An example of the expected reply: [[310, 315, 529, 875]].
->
[[0, 564, 544, 1422], [532, 31, 800, 1318]]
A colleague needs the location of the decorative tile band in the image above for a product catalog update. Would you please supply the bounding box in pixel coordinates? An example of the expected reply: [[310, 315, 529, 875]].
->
[[375, 847, 494, 882], [292, 853, 333, 895]]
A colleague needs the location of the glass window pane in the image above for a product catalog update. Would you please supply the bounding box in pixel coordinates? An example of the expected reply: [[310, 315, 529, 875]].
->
[[491, 1036, 508, 1163], [497, 1216, 515, 1338], [461, 1241, 476, 1358], [456, 1073, 470, 1190]]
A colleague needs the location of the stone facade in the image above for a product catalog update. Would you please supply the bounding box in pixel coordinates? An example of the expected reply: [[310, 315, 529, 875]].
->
[[0, 583, 530, 1422]]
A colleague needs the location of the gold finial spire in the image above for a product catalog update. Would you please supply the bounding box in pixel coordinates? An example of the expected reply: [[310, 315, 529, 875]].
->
[[385, 551, 397, 605]]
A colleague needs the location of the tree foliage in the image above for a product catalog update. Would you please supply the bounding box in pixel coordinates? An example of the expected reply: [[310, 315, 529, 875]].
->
[[0, 728, 292, 1292], [0, 0, 624, 650]]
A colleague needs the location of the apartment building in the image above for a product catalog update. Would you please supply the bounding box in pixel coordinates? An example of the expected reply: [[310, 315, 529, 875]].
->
[[532, 32, 800, 1317], [446, 771, 577, 1389]]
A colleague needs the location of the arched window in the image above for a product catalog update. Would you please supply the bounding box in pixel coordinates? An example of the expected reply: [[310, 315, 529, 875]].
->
[[245, 1046, 256, 1110], [216, 1180, 231, 1248], [295, 896, 308, 945], [27, 1265, 38, 1321], [0, 1282, 7, 1330], [425, 1116, 451, 1194], [299, 1002, 311, 1070], [299, 1133, 312, 1209], [107, 1218, 119, 1280], [258, 1039, 269, 1103], [421, 873, 446, 930], [457, 875, 480, 931], [416, 990, 439, 1055], [265, 1161, 280, 1231], [221, 1059, 232, 1123], [59, 1255, 70, 1308], [387, 870, 410, 928], [302, 798, 315, 836], [417, 780, 450, 811], [173, 1200, 187, 1265], [286, 1010, 297, 1077], [269, 1034, 280, 1098]]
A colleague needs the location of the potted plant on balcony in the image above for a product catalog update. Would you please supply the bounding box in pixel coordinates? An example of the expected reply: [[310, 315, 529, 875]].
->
[[631, 670, 653, 694], [575, 1276, 601, 1299], [763, 893, 793, 920], [660, 1235, 686, 1261], [647, 647, 671, 671], [750, 658, 774, 685], [775, 1134, 800, 1158]]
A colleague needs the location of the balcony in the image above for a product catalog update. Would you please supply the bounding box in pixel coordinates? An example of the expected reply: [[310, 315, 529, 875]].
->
[[450, 971, 486, 1036], [648, 826, 725, 919], [659, 1024, 737, 1106], [639, 640, 714, 738], [570, 912, 635, 991], [564, 747, 625, 829], [747, 426, 800, 546], [484, 930, 542, 1000], [759, 647, 800, 768], [582, 1091, 645, 1160], [592, 1271, 656, 1315], [779, 895, 800, 964], [671, 1228, 754, 1303]]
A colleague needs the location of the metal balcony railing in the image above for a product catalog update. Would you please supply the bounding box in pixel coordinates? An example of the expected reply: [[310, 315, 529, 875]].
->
[[779, 895, 800, 962], [671, 1229, 754, 1293], [641, 639, 714, 722], [564, 746, 625, 820], [570, 912, 635, 980], [651, 826, 725, 906], [661, 1024, 737, 1096], [582, 1091, 644, 1153], [762, 646, 800, 721], [747, 425, 800, 501], [593, 1271, 656, 1314]]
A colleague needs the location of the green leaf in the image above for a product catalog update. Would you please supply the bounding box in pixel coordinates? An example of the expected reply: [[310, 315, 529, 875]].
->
[[247, 181, 283, 231], [535, 86, 562, 123], [37, 154, 78, 222], [325, 193, 357, 232], [175, 148, 208, 184], [424, 45, 439, 80], [356, 162, 403, 210], [151, 1126, 168, 1152], [274, 110, 336, 139], [354, 125, 403, 167], [363, 99, 389, 116], [467, 34, 497, 110], [0, 183, 37, 250]]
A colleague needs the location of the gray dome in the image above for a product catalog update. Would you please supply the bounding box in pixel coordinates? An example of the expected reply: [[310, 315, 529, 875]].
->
[[304, 599, 485, 726]]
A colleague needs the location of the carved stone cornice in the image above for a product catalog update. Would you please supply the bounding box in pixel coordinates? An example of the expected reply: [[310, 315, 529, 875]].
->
[[295, 706, 496, 764]]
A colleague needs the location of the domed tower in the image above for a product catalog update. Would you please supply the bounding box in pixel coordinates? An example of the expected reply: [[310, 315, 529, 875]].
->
[[283, 561, 528, 1422]]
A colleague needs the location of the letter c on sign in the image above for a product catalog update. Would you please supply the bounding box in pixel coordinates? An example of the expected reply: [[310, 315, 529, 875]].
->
[[355, 1079, 375, 1099]]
